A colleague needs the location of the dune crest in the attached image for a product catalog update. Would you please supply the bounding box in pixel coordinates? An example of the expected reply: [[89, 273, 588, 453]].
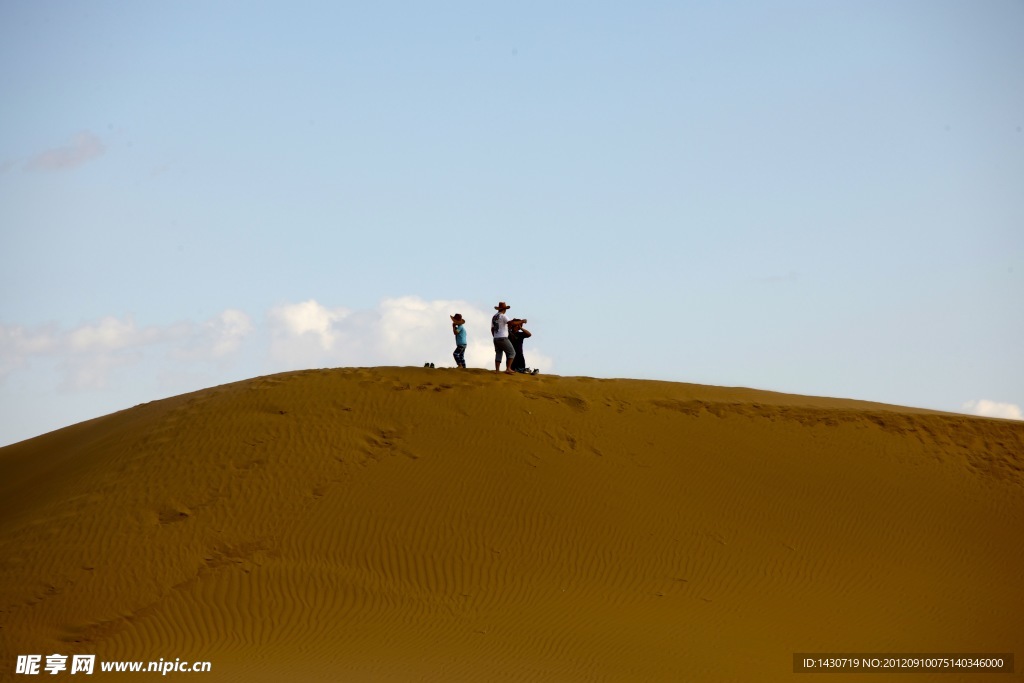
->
[[2, 367, 1021, 681]]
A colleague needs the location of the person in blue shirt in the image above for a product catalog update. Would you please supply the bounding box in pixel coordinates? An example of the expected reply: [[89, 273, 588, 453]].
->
[[450, 313, 467, 368]]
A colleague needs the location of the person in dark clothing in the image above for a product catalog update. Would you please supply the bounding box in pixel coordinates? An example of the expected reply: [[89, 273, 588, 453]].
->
[[507, 319, 533, 374]]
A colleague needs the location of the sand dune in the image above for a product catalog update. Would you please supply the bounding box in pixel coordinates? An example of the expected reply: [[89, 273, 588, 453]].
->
[[1, 367, 1021, 681]]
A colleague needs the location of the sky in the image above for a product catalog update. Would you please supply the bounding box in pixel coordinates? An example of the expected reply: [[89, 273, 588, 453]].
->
[[1, 0, 1022, 446]]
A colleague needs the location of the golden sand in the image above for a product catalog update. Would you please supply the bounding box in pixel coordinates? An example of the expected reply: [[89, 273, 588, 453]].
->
[[1, 367, 1021, 681]]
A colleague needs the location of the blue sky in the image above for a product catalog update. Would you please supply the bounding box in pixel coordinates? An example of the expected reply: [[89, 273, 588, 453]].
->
[[1, 0, 1022, 445]]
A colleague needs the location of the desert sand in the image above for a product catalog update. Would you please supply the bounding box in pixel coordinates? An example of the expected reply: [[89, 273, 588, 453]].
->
[[1, 366, 1021, 681]]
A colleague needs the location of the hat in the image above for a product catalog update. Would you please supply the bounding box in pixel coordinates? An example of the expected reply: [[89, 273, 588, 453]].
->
[[509, 318, 527, 325], [494, 301, 510, 311], [450, 313, 466, 324]]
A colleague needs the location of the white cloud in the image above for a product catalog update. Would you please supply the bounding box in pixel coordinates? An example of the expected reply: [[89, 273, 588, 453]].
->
[[267, 297, 554, 372], [0, 324, 60, 378], [267, 300, 357, 367], [962, 399, 1023, 421], [209, 309, 253, 357], [0, 298, 555, 394], [67, 316, 136, 352], [66, 315, 182, 352], [173, 309, 254, 361], [378, 296, 468, 363], [269, 299, 350, 350], [0, 311, 251, 390], [61, 316, 186, 390], [24, 131, 106, 172], [59, 352, 140, 391]]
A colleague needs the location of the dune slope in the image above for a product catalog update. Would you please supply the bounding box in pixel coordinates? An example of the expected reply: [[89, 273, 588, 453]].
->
[[1, 367, 1022, 681]]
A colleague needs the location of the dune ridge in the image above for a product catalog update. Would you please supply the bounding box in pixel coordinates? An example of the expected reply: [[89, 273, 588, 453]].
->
[[1, 367, 1021, 681]]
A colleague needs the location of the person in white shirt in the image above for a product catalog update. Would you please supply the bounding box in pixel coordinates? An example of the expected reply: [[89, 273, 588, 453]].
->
[[490, 301, 516, 375]]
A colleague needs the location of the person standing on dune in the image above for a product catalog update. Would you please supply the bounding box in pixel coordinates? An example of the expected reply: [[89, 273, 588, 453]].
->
[[508, 318, 536, 374], [491, 301, 516, 375], [450, 313, 467, 369]]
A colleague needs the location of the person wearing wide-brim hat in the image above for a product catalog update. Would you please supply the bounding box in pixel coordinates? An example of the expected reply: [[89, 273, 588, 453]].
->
[[490, 302, 516, 374], [450, 313, 467, 368], [507, 318, 534, 373]]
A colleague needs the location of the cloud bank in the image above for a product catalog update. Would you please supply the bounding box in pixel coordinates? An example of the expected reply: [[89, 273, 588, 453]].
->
[[0, 311, 250, 390], [0, 297, 552, 393], [962, 400, 1023, 421], [268, 297, 552, 372]]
